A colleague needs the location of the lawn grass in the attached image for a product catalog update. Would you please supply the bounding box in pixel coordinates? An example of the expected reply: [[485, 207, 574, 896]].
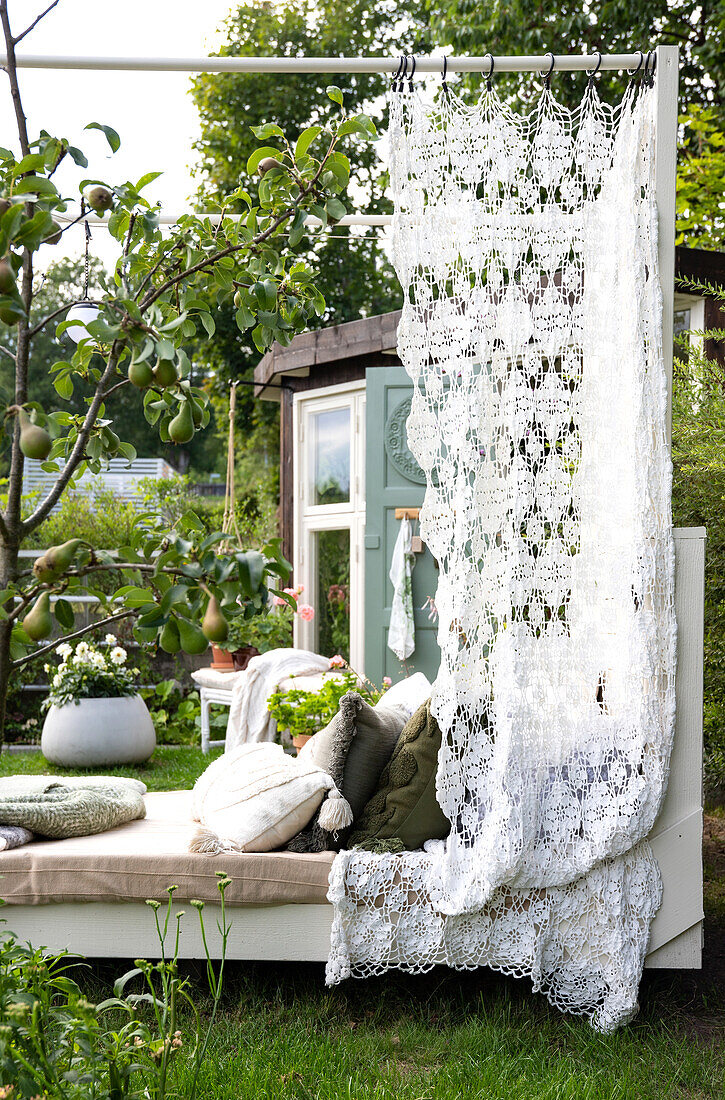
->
[[78, 954, 724, 1100], [0, 744, 220, 790]]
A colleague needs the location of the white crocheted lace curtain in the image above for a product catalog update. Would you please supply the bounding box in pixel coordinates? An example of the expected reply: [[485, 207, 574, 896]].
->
[[326, 79, 677, 1033]]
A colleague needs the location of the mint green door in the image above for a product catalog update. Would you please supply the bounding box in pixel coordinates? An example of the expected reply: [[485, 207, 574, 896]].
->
[[364, 366, 440, 688]]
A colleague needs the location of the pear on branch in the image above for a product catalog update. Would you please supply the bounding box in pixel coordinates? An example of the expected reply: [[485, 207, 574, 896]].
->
[[168, 401, 194, 445], [202, 596, 228, 643], [32, 538, 82, 583], [7, 405, 52, 460], [22, 591, 53, 641]]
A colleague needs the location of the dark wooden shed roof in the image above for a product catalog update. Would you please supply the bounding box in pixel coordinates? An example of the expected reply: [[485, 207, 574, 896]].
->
[[254, 246, 725, 398]]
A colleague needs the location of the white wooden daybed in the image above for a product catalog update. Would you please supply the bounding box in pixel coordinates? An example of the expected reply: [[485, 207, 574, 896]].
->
[[0, 529, 705, 969]]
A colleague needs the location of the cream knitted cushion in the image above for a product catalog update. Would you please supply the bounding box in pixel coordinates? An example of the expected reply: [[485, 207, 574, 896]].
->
[[190, 743, 350, 854]]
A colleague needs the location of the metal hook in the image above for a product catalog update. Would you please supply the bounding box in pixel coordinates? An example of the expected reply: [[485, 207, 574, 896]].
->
[[484, 52, 494, 90], [407, 54, 416, 91], [627, 50, 644, 78], [586, 51, 603, 83], [543, 52, 555, 90]]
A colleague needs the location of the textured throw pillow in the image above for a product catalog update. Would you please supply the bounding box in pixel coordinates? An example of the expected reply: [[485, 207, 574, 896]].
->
[[348, 699, 450, 853], [288, 692, 408, 852], [190, 742, 349, 854]]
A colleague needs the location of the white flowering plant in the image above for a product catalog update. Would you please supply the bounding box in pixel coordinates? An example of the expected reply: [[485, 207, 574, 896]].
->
[[43, 635, 139, 709]]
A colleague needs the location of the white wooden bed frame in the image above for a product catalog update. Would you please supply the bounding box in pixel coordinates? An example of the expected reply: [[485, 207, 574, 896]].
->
[[5, 528, 705, 968]]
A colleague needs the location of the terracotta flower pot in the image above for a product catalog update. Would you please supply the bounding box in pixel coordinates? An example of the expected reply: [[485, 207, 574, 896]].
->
[[292, 733, 312, 754], [210, 646, 235, 671]]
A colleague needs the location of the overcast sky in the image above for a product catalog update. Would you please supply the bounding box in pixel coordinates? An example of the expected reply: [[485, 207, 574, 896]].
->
[[1, 0, 237, 269]]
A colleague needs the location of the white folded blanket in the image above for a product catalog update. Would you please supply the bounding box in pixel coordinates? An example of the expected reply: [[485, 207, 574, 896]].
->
[[225, 648, 332, 750]]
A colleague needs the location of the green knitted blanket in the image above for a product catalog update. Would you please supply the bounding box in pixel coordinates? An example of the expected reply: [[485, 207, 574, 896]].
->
[[0, 775, 146, 839]]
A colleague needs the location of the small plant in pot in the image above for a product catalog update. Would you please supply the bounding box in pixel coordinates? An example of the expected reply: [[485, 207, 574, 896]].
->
[[211, 587, 314, 671], [41, 635, 155, 767]]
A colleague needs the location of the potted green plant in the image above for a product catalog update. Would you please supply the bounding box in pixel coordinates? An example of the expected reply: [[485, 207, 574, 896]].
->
[[212, 588, 314, 671], [41, 635, 155, 766], [267, 657, 388, 751]]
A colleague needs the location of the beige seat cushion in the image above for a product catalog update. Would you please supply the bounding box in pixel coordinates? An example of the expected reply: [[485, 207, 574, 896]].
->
[[0, 791, 334, 907]]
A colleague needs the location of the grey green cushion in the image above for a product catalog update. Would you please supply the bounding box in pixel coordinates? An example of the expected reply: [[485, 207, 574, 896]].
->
[[287, 692, 407, 852], [348, 699, 450, 853]]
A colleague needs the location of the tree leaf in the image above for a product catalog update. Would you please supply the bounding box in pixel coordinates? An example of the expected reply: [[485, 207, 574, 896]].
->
[[85, 122, 121, 153], [326, 85, 344, 105], [54, 598, 75, 630], [295, 125, 322, 162]]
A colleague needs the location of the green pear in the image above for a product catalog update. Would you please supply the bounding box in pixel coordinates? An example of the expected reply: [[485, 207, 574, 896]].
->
[[258, 156, 282, 175], [202, 596, 228, 643], [0, 305, 19, 326], [43, 538, 82, 577], [191, 400, 204, 429], [13, 407, 52, 460], [87, 186, 113, 214], [23, 591, 52, 641], [168, 402, 194, 445], [43, 221, 62, 245], [0, 258, 15, 294], [128, 359, 154, 388], [159, 617, 181, 654], [32, 554, 56, 583], [153, 358, 178, 388], [177, 617, 209, 655]]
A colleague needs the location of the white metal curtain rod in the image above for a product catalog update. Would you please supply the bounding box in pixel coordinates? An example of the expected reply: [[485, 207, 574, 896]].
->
[[1, 52, 649, 74]]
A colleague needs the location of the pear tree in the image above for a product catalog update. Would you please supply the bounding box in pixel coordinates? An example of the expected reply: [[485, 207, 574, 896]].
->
[[0, 0, 376, 743]]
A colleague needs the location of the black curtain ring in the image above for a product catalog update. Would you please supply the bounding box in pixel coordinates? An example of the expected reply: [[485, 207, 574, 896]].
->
[[627, 50, 644, 78], [649, 49, 657, 85], [407, 54, 416, 91], [398, 55, 409, 93], [441, 55, 447, 84], [485, 52, 494, 89], [643, 50, 655, 89], [586, 51, 603, 83], [543, 52, 555, 89], [392, 55, 405, 92]]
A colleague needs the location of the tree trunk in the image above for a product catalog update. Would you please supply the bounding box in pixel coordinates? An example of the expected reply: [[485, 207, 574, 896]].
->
[[0, 538, 20, 746]]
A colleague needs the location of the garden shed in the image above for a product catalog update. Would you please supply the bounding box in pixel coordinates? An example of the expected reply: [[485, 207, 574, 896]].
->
[[255, 243, 725, 688]]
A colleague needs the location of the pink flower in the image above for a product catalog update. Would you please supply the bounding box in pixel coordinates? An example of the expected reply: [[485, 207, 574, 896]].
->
[[294, 584, 304, 595], [272, 594, 287, 607], [283, 587, 299, 602], [382, 676, 392, 688], [329, 654, 346, 668], [298, 603, 315, 622]]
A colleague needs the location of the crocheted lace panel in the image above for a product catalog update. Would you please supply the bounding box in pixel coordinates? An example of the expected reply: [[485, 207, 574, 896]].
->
[[326, 82, 676, 1033]]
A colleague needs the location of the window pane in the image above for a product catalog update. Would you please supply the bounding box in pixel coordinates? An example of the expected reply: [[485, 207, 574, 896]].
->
[[310, 407, 350, 505], [315, 528, 350, 661]]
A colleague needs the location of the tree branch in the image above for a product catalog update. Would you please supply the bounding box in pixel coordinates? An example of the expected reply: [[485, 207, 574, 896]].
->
[[11, 608, 134, 668], [0, 343, 16, 361], [139, 142, 335, 312], [27, 302, 72, 339], [14, 0, 60, 45]]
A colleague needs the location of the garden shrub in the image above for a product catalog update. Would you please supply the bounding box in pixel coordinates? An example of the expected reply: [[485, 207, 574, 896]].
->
[[672, 341, 725, 798]]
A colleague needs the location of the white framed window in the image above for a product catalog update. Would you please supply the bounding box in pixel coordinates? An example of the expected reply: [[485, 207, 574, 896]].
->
[[293, 382, 366, 672]]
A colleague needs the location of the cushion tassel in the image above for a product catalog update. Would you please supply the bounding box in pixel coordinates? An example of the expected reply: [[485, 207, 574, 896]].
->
[[189, 826, 224, 854], [318, 785, 353, 833]]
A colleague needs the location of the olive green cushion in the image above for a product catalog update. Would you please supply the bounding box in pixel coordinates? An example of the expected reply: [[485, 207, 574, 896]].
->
[[348, 699, 450, 853]]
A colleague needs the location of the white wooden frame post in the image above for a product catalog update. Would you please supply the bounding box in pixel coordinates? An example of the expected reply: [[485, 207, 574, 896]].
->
[[654, 44, 679, 444]]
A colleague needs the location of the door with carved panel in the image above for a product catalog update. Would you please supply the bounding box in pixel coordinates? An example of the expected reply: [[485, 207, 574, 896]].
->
[[364, 366, 440, 688]]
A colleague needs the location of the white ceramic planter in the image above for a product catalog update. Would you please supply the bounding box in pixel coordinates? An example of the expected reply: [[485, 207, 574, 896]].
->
[[41, 694, 156, 767]]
